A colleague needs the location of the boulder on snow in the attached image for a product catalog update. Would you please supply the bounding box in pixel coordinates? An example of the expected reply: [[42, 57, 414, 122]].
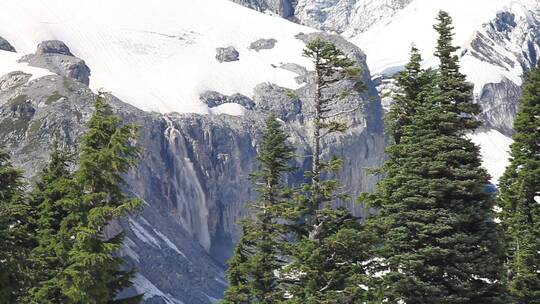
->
[[215, 46, 239, 62], [249, 38, 277, 51], [0, 36, 16, 52], [36, 40, 74, 56]]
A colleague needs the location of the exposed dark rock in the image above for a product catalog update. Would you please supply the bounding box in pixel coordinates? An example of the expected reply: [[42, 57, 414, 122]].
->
[[36, 40, 74, 56], [215, 46, 240, 62], [478, 78, 522, 136], [19, 53, 91, 85], [0, 36, 16, 52], [200, 91, 255, 109], [494, 11, 517, 33], [249, 38, 277, 51]]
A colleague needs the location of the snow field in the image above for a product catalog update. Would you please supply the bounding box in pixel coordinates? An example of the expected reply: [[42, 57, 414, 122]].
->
[[0, 0, 314, 114]]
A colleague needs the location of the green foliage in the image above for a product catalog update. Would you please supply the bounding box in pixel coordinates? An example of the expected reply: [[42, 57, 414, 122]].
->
[[363, 11, 506, 304], [283, 207, 376, 304], [386, 46, 436, 144], [23, 144, 78, 304], [14, 93, 143, 304], [497, 65, 540, 303], [222, 114, 295, 303], [0, 148, 34, 303], [59, 92, 142, 303]]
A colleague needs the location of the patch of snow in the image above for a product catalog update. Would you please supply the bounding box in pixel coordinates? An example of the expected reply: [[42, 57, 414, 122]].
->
[[153, 229, 187, 258], [493, 206, 503, 213], [534, 196, 540, 204], [209, 103, 246, 116], [472, 275, 495, 284], [129, 218, 162, 249], [0, 50, 54, 80], [132, 274, 184, 304], [467, 130, 513, 184], [460, 56, 522, 96], [0, 0, 314, 114]]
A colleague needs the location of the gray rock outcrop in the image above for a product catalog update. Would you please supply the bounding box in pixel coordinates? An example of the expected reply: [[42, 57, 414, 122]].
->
[[19, 53, 91, 85], [0, 72, 31, 92], [200, 91, 255, 109], [249, 38, 277, 51], [36, 40, 74, 56], [252, 83, 302, 121], [0, 36, 16, 52], [215, 46, 240, 62]]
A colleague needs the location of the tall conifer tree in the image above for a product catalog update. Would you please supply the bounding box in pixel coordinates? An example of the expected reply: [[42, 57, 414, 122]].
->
[[58, 93, 143, 303], [283, 38, 375, 303], [23, 145, 78, 303], [498, 65, 540, 303], [364, 11, 505, 304], [0, 148, 33, 303], [222, 114, 294, 304]]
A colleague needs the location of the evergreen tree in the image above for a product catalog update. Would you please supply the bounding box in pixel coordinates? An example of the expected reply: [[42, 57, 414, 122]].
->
[[222, 222, 254, 304], [53, 93, 143, 303], [364, 11, 505, 304], [283, 38, 375, 303], [222, 114, 294, 304], [23, 144, 79, 303], [498, 65, 540, 303], [0, 148, 33, 303], [386, 46, 435, 145]]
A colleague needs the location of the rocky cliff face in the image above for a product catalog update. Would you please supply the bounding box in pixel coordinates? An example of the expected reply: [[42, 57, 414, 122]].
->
[[464, 6, 540, 135], [232, 0, 296, 18], [231, 0, 413, 34], [0, 33, 385, 303], [294, 0, 413, 35]]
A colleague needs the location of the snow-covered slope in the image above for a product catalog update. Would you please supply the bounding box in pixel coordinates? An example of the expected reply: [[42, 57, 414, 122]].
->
[[0, 0, 314, 114], [467, 130, 513, 183], [352, 0, 538, 75]]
